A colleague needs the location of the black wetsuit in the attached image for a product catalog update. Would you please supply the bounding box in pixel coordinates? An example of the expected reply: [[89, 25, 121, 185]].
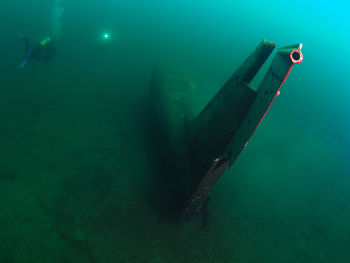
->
[[23, 38, 56, 63]]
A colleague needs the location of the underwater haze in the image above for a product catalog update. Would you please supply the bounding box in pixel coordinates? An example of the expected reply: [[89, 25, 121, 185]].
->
[[0, 0, 350, 262]]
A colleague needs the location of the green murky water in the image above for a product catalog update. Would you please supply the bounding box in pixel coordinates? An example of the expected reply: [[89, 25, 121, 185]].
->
[[0, 0, 349, 262]]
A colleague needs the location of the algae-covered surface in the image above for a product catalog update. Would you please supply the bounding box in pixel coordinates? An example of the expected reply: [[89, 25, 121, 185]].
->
[[1, 0, 350, 262]]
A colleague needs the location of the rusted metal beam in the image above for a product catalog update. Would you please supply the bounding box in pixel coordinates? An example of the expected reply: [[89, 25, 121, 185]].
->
[[183, 42, 303, 216]]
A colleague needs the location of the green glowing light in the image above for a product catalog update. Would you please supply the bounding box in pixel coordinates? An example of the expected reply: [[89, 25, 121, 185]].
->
[[104, 34, 110, 39]]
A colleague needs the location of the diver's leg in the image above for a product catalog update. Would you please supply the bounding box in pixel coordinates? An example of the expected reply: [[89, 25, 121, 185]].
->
[[18, 35, 32, 68], [18, 35, 30, 51]]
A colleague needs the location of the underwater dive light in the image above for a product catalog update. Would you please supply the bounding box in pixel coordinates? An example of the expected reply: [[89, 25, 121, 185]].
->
[[101, 32, 111, 41]]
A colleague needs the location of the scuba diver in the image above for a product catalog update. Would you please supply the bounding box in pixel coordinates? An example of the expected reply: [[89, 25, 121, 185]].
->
[[18, 35, 56, 68]]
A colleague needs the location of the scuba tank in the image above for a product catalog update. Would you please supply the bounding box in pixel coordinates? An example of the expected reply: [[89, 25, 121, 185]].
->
[[40, 37, 52, 47]]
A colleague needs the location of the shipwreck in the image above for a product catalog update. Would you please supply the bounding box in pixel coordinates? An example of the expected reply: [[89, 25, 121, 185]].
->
[[148, 40, 303, 218]]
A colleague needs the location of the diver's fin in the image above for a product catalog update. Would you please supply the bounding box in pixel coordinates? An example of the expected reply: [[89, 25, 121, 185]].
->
[[18, 58, 29, 68], [18, 48, 33, 68]]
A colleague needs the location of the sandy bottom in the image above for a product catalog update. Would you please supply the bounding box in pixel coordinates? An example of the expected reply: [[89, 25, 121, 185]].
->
[[0, 70, 348, 263]]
